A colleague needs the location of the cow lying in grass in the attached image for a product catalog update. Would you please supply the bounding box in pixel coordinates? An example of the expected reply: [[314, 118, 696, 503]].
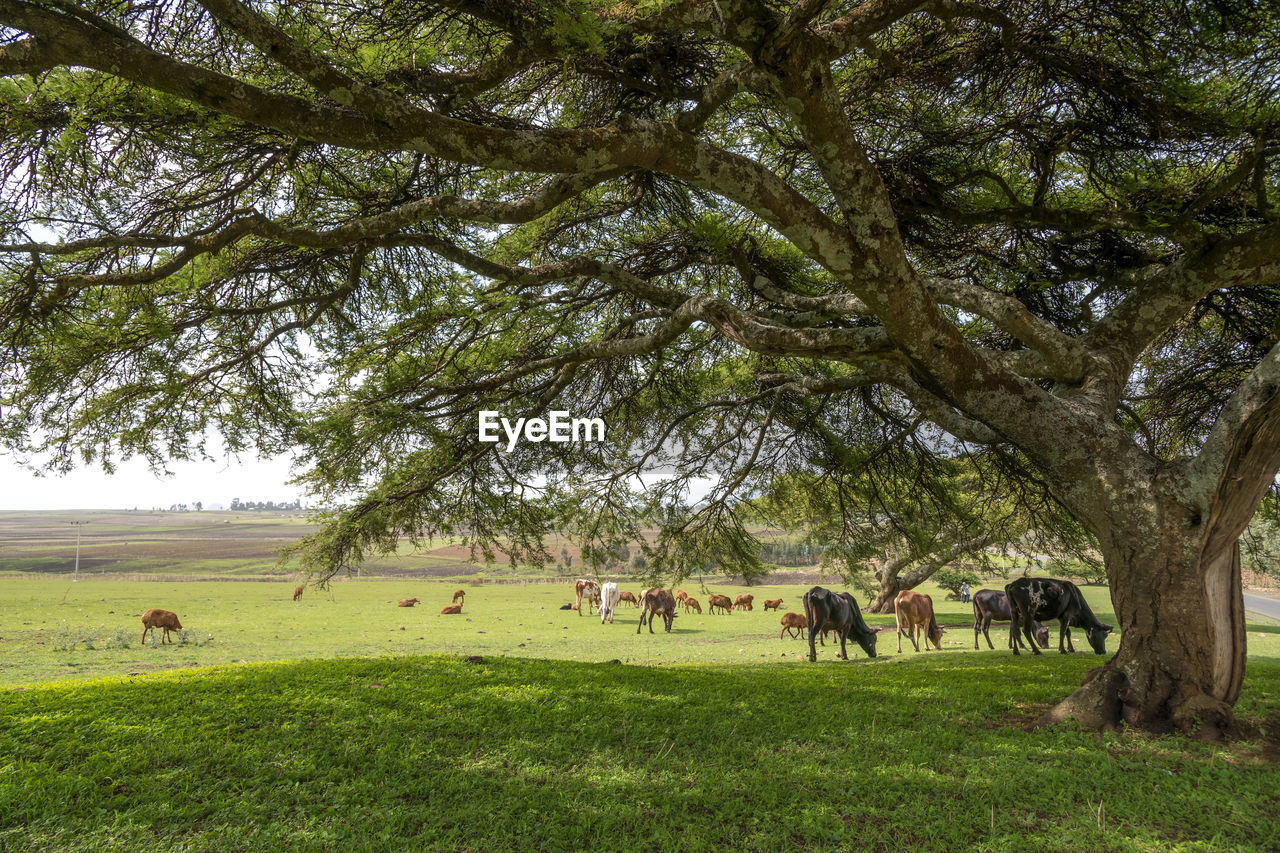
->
[[141, 609, 182, 645], [397, 598, 420, 607], [440, 604, 463, 615]]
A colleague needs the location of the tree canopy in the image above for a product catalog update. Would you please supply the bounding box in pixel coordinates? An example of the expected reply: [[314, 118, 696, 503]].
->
[[3, 0, 1279, 729]]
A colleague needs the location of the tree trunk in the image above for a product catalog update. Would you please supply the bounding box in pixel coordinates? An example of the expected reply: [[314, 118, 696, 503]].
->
[[868, 575, 902, 614], [1039, 521, 1247, 735]]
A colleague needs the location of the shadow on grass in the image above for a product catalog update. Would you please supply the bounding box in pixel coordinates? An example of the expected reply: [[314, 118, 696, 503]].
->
[[2, 654, 1279, 851]]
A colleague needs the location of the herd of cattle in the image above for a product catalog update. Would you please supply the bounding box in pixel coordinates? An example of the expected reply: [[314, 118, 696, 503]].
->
[[144, 575, 1111, 658], [567, 575, 1114, 661]]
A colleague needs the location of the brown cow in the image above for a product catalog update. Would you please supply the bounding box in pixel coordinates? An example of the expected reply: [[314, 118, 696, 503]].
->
[[895, 589, 944, 653], [763, 598, 783, 611], [618, 591, 638, 607], [779, 611, 808, 639], [574, 579, 601, 616], [733, 594, 754, 612], [440, 604, 463, 615], [397, 598, 420, 607], [292, 585, 304, 601], [675, 589, 688, 602], [140, 609, 182, 645], [637, 588, 678, 633], [683, 596, 702, 614], [707, 594, 734, 615], [452, 589, 466, 604]]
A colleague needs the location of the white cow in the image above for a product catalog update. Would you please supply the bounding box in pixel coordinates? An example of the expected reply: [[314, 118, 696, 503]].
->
[[599, 582, 621, 624]]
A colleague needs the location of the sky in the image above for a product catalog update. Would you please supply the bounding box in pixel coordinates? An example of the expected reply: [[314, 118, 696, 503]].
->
[[0, 452, 304, 511]]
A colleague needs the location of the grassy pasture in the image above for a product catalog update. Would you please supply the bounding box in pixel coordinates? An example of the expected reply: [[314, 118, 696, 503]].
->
[[2, 576, 1222, 687], [3, 651, 1279, 851]]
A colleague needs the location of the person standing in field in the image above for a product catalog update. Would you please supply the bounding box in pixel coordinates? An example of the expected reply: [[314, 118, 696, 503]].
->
[[961, 582, 970, 603]]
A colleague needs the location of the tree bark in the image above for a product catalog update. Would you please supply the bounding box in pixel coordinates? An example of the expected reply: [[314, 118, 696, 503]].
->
[[1039, 496, 1248, 735]]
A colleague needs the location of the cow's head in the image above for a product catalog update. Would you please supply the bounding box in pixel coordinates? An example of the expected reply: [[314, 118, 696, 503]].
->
[[855, 627, 878, 659], [1034, 625, 1050, 648], [1086, 624, 1113, 655]]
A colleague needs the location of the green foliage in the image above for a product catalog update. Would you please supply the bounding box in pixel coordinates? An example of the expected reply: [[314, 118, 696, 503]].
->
[[932, 568, 980, 597]]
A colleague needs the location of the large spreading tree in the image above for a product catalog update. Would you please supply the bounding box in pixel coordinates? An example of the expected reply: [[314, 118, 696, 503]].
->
[[2, 0, 1279, 733]]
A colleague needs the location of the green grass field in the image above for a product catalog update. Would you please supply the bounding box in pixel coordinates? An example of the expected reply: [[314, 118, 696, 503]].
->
[[4, 513, 1280, 850]]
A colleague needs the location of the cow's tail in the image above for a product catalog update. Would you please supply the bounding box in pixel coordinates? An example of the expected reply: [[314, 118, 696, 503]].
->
[[802, 592, 814, 639]]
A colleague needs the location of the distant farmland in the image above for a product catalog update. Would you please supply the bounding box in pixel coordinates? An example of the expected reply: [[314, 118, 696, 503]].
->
[[0, 510, 501, 579]]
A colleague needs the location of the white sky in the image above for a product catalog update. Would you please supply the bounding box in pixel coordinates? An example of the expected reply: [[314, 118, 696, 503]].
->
[[0, 452, 304, 510]]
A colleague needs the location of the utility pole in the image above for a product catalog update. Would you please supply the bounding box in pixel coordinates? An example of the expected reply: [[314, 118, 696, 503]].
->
[[69, 521, 86, 582]]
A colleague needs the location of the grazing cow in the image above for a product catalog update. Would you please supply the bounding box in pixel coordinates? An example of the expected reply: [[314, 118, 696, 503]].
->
[[140, 609, 182, 645], [600, 582, 621, 624], [802, 587, 877, 662], [1006, 577, 1112, 655], [733, 593, 754, 612], [763, 598, 783, 611], [707, 594, 734, 615], [292, 584, 304, 602], [779, 611, 808, 639], [894, 590, 944, 653], [683, 596, 702, 614], [440, 603, 463, 615], [675, 589, 688, 602], [452, 589, 466, 604], [972, 589, 1049, 650], [397, 598, 420, 608], [637, 588, 678, 633], [574, 579, 601, 616], [618, 591, 638, 607]]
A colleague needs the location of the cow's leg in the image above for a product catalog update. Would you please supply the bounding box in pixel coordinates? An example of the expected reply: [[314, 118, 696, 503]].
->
[[636, 606, 645, 634], [838, 631, 849, 660], [982, 617, 996, 651]]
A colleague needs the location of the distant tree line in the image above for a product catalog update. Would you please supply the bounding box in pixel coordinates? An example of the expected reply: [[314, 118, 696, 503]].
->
[[230, 499, 304, 511]]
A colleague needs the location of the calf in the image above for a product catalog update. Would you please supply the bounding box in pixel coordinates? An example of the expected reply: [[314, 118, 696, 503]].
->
[[972, 589, 1049, 650], [779, 611, 808, 639], [292, 584, 304, 602], [894, 589, 944, 653], [452, 589, 466, 604], [706, 594, 734, 615], [763, 598, 783, 611], [802, 587, 877, 662], [440, 603, 463, 615], [675, 589, 688, 602], [1006, 577, 1112, 655], [397, 598, 420, 607], [619, 590, 638, 607], [600, 581, 621, 625], [733, 593, 754, 612], [683, 596, 702, 614], [637, 588, 678, 633], [140, 609, 182, 645]]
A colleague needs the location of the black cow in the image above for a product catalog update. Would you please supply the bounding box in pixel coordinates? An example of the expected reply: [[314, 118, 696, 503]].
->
[[972, 589, 1050, 651], [637, 588, 678, 634], [802, 586, 878, 663], [1005, 577, 1112, 655]]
